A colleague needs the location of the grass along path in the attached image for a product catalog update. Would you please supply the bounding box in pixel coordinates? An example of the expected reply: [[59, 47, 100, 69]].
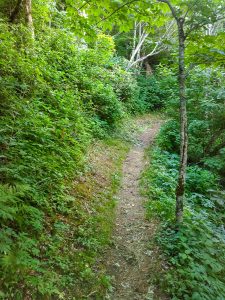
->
[[67, 115, 157, 299], [104, 116, 167, 300]]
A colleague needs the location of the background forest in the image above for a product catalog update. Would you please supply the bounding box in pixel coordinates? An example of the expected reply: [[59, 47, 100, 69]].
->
[[0, 0, 224, 299]]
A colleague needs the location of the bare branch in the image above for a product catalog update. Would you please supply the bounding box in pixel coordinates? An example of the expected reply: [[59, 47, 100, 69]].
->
[[129, 24, 149, 65], [127, 18, 176, 70], [127, 42, 167, 69]]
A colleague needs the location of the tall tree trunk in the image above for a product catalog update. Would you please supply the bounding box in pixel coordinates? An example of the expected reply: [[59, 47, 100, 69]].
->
[[132, 21, 137, 55], [175, 19, 188, 224], [157, 0, 188, 225], [24, 0, 34, 38]]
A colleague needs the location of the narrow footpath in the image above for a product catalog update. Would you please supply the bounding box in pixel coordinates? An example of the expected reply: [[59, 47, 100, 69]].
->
[[105, 118, 165, 300]]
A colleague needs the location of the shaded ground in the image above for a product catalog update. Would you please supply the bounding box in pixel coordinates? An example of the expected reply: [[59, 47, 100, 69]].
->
[[104, 117, 168, 300]]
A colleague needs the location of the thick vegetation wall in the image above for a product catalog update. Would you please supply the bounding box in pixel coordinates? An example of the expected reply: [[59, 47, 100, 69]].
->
[[0, 23, 149, 298], [0, 5, 224, 297], [155, 66, 225, 177], [142, 66, 225, 300]]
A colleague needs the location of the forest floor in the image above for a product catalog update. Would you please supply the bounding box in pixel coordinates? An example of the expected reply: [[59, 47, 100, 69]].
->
[[102, 116, 168, 300]]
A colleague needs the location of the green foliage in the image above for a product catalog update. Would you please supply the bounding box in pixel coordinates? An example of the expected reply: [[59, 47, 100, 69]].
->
[[107, 63, 142, 114], [137, 66, 178, 111], [142, 148, 225, 300], [186, 166, 218, 194], [158, 66, 225, 176], [142, 149, 178, 221], [157, 119, 180, 152], [187, 32, 225, 67], [1, 0, 225, 298], [0, 21, 141, 298]]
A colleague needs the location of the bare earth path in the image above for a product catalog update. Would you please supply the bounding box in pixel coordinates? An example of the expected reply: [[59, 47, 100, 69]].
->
[[105, 118, 164, 300]]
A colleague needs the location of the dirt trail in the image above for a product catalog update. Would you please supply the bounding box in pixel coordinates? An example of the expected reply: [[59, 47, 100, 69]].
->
[[105, 118, 163, 300]]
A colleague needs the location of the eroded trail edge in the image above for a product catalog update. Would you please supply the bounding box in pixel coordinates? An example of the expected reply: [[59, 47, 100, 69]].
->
[[106, 119, 162, 300]]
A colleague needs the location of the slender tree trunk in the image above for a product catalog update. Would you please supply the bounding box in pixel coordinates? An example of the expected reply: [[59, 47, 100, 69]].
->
[[175, 20, 188, 224], [137, 22, 142, 61], [132, 21, 137, 54], [24, 0, 34, 38], [157, 0, 188, 224]]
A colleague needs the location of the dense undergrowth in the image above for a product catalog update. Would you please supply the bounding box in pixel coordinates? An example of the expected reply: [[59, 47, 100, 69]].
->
[[158, 67, 225, 176], [142, 66, 225, 300], [0, 21, 152, 298], [0, 3, 224, 298], [143, 149, 225, 299]]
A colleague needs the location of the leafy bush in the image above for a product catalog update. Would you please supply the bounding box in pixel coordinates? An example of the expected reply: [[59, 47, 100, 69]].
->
[[142, 67, 225, 298], [108, 65, 142, 114], [137, 65, 178, 110], [142, 149, 178, 221], [157, 119, 180, 152], [0, 24, 141, 298], [158, 67, 225, 177], [142, 148, 225, 300], [159, 213, 225, 300], [186, 166, 218, 194]]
